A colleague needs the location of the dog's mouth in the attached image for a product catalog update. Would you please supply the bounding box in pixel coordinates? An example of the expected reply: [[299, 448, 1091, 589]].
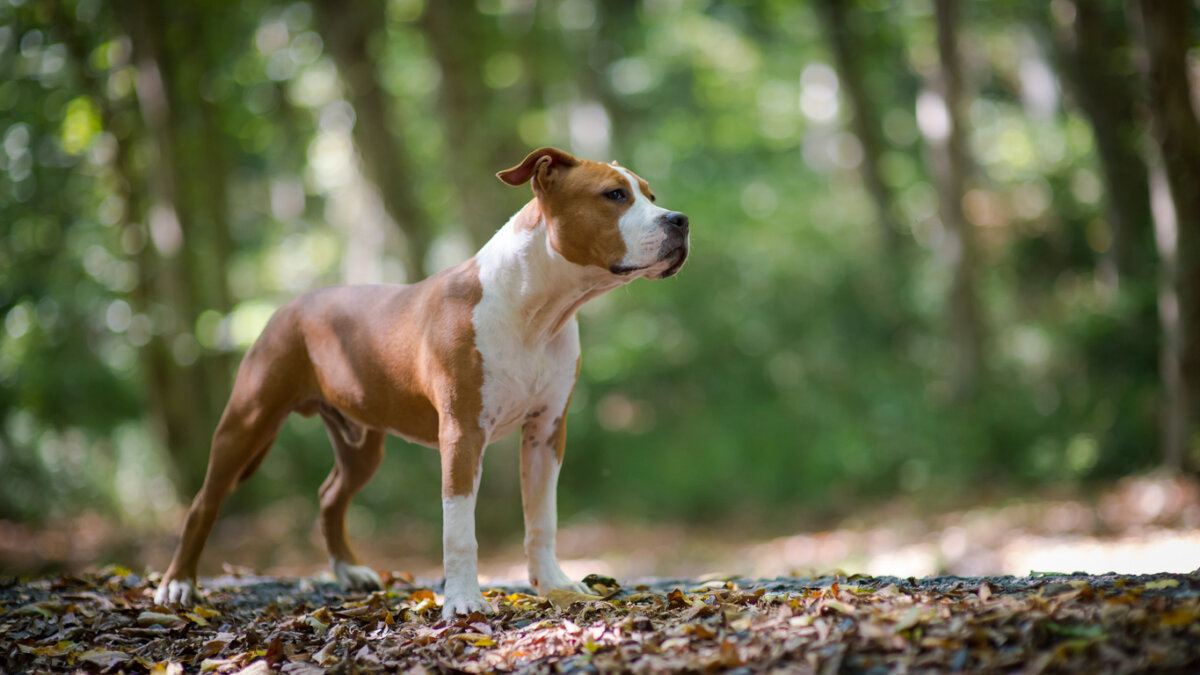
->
[[655, 243, 688, 279], [608, 243, 689, 279]]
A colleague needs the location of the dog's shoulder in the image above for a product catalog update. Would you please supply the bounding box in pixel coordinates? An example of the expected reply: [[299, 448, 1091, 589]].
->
[[425, 258, 483, 308]]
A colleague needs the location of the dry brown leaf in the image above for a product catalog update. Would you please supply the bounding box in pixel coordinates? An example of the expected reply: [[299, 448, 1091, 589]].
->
[[77, 649, 132, 668], [137, 611, 186, 628], [547, 589, 607, 608], [231, 660, 273, 675]]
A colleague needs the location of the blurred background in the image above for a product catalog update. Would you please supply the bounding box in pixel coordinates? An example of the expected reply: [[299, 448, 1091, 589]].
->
[[2, 0, 1200, 583]]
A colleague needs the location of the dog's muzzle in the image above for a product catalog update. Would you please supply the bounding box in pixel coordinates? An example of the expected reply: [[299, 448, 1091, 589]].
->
[[609, 212, 690, 278], [656, 211, 689, 279]]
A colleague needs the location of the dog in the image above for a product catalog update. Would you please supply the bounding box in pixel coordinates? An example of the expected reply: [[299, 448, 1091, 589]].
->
[[153, 147, 689, 616]]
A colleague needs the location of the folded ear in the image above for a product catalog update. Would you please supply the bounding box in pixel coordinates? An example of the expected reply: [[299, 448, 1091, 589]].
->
[[496, 147, 580, 193]]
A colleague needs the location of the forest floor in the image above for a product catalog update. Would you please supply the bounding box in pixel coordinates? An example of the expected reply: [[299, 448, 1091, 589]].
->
[[2, 567, 1200, 673], [3, 474, 1200, 672]]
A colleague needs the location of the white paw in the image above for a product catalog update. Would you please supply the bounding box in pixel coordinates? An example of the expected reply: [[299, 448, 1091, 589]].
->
[[533, 568, 590, 596], [557, 579, 592, 595], [441, 586, 492, 618], [332, 560, 382, 591], [154, 578, 197, 606]]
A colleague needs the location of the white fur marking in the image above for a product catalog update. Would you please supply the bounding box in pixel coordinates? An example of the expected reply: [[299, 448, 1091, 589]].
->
[[472, 212, 597, 438], [612, 166, 672, 270], [464, 194, 656, 605], [154, 578, 196, 606], [442, 494, 490, 616], [523, 453, 588, 594], [331, 558, 382, 590]]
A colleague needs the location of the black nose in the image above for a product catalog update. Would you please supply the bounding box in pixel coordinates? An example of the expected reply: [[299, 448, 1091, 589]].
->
[[663, 212, 689, 232]]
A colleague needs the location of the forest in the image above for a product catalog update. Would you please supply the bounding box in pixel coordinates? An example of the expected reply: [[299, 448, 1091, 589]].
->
[[1, 0, 1199, 581]]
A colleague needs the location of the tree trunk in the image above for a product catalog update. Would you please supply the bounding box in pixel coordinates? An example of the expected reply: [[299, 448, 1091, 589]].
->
[[57, 4, 184, 498], [114, 0, 223, 494], [315, 0, 434, 281], [925, 0, 986, 400], [1133, 0, 1200, 472], [1053, 0, 1155, 283], [815, 0, 905, 254], [420, 2, 504, 247]]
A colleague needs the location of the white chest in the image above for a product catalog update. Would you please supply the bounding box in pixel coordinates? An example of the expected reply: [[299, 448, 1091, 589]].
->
[[473, 313, 580, 441], [468, 211, 607, 443]]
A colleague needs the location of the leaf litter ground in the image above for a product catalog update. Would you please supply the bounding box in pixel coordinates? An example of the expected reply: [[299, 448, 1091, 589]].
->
[[3, 568, 1199, 673]]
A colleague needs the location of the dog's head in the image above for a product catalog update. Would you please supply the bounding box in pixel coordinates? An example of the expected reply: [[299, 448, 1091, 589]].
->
[[497, 147, 689, 280]]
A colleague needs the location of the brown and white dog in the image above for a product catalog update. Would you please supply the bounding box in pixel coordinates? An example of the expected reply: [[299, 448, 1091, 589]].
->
[[154, 147, 689, 616]]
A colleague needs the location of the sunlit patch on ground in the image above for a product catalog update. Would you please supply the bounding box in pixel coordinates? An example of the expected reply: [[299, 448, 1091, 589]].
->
[[2, 474, 1196, 587], [495, 474, 1200, 584]]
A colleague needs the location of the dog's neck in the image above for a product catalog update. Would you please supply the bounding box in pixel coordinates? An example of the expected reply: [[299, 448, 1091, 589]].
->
[[473, 200, 624, 346]]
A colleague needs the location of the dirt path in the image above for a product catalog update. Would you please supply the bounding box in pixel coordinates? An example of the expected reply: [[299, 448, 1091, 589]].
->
[[2, 569, 1198, 673]]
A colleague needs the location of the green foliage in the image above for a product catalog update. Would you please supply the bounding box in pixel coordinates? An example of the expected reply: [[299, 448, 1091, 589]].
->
[[0, 0, 1172, 539]]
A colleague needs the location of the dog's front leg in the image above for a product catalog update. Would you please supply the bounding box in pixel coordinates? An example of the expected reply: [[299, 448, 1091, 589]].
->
[[520, 408, 590, 596], [439, 421, 491, 618]]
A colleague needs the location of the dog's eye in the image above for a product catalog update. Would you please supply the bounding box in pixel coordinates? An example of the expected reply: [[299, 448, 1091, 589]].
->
[[604, 189, 627, 201]]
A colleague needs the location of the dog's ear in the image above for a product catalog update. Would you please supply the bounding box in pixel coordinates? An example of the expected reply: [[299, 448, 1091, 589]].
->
[[496, 147, 580, 195]]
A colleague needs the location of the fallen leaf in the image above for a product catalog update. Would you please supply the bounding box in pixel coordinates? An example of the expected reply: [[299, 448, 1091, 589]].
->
[[1044, 622, 1104, 639], [582, 574, 619, 588], [661, 636, 692, 650], [18, 640, 76, 657], [184, 612, 211, 626], [200, 656, 242, 673], [820, 598, 856, 615], [666, 589, 695, 610], [306, 615, 330, 638], [312, 641, 340, 667], [893, 606, 930, 632], [16, 601, 70, 618], [281, 662, 326, 675], [232, 659, 273, 675], [547, 589, 606, 608], [1160, 608, 1196, 627], [77, 649, 132, 668], [622, 592, 664, 605], [138, 611, 185, 628], [197, 632, 236, 659], [190, 606, 221, 619]]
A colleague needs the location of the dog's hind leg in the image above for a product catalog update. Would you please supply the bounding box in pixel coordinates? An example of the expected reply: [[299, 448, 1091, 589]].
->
[[155, 392, 289, 605], [317, 405, 385, 591]]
